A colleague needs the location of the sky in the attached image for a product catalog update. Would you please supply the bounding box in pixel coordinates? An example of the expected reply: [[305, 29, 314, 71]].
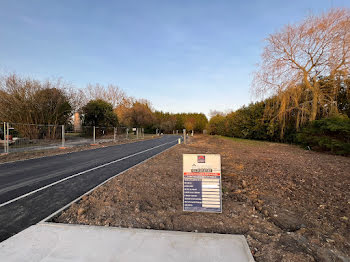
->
[[1, 0, 350, 117]]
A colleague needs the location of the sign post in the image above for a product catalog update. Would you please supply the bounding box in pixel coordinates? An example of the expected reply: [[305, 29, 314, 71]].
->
[[183, 154, 222, 213]]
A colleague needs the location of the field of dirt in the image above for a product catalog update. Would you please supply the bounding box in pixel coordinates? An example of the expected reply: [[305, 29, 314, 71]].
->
[[54, 135, 350, 262], [0, 135, 158, 164]]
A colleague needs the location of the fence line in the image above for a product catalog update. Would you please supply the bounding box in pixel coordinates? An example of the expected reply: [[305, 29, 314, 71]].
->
[[0, 122, 147, 155]]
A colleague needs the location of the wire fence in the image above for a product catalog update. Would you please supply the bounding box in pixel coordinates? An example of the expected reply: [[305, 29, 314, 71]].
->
[[0, 122, 147, 154]]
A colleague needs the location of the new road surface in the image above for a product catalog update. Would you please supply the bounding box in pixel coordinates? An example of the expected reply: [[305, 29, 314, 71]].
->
[[0, 135, 180, 242]]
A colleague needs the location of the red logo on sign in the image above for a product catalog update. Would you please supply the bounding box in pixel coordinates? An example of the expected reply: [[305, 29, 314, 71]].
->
[[197, 155, 205, 163]]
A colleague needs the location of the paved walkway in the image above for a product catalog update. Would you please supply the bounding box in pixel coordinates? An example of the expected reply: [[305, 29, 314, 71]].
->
[[0, 223, 255, 262]]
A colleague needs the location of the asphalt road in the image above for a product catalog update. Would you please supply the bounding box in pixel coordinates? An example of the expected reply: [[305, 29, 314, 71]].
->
[[0, 135, 180, 242]]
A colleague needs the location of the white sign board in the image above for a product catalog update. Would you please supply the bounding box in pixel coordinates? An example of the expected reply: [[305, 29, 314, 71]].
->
[[183, 154, 222, 213]]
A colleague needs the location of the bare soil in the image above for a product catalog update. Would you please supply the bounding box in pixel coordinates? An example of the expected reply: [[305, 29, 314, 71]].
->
[[53, 135, 350, 262], [0, 136, 158, 164]]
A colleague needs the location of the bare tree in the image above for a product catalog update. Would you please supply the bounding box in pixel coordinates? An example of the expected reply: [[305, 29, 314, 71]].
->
[[0, 73, 73, 138], [84, 83, 127, 108], [252, 8, 350, 136], [0, 74, 72, 124]]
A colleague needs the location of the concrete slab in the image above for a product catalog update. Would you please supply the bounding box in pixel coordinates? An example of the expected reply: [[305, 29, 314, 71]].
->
[[0, 223, 254, 262]]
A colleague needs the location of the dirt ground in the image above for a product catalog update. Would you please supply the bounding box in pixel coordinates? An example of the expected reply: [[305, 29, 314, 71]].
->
[[0, 136, 158, 164], [53, 135, 350, 262]]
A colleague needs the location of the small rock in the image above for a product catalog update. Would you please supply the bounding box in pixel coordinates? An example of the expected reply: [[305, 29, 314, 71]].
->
[[278, 234, 304, 253], [270, 210, 305, 232], [255, 203, 262, 211], [242, 180, 247, 188], [297, 228, 306, 234], [250, 194, 258, 200], [77, 208, 85, 216], [326, 238, 335, 243]]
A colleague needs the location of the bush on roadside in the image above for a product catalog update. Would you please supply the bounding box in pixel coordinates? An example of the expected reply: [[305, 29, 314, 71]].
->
[[82, 99, 118, 127], [207, 114, 227, 135], [297, 115, 350, 155]]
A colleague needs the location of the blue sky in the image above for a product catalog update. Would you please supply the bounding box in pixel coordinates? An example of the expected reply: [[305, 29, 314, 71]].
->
[[1, 0, 349, 116]]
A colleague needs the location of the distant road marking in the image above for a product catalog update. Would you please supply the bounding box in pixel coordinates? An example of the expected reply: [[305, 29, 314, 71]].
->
[[0, 140, 177, 208]]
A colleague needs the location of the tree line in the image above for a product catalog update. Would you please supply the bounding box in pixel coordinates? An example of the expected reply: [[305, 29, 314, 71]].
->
[[0, 73, 208, 135], [208, 8, 350, 155]]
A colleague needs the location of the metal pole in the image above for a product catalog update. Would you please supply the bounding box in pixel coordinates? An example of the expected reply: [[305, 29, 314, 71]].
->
[[183, 129, 186, 144], [3, 122, 7, 153], [61, 125, 65, 148], [7, 122, 10, 153], [93, 126, 96, 144]]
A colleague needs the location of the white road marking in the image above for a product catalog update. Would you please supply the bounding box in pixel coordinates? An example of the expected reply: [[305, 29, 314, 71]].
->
[[39, 141, 178, 223], [0, 140, 177, 208]]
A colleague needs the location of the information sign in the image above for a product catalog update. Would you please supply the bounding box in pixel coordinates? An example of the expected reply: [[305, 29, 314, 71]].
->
[[183, 154, 222, 213]]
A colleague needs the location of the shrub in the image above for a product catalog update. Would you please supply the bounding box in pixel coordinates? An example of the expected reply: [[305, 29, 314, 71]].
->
[[297, 115, 350, 155], [208, 115, 226, 135], [82, 99, 118, 127]]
